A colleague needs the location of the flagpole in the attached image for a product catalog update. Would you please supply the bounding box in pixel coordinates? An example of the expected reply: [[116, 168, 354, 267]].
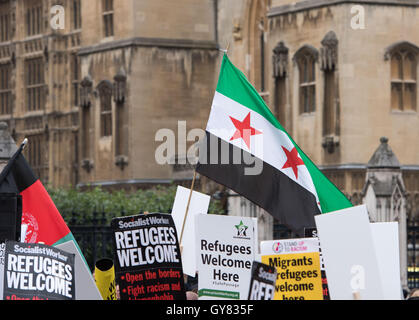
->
[[218, 41, 230, 55], [179, 169, 197, 246], [21, 138, 28, 150]]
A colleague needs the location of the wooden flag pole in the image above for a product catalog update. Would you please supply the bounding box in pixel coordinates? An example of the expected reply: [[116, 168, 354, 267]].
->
[[179, 169, 197, 247]]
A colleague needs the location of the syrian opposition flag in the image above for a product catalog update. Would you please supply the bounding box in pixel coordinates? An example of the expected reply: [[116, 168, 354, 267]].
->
[[0, 140, 86, 259], [196, 55, 352, 234]]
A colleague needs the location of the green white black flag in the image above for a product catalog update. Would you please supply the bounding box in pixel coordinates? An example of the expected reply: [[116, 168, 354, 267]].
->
[[196, 54, 352, 234]]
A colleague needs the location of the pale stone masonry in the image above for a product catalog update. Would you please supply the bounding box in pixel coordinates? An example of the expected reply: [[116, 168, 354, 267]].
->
[[0, 1, 417, 268]]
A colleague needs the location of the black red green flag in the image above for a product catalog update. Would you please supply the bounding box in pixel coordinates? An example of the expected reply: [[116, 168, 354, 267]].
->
[[0, 140, 87, 262]]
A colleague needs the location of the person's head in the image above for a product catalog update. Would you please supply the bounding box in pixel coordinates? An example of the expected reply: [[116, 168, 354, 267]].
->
[[407, 288, 419, 300], [186, 291, 198, 300]]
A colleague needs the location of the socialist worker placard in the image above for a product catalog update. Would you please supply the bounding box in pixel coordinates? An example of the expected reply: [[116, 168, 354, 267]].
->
[[111, 213, 186, 300], [3, 241, 75, 300]]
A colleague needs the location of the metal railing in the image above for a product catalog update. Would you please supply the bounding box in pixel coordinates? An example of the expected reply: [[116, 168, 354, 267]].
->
[[68, 210, 115, 271], [408, 218, 418, 290]]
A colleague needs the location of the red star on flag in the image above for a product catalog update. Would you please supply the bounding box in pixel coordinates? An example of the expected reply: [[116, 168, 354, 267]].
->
[[229, 112, 262, 149], [281, 146, 305, 180]]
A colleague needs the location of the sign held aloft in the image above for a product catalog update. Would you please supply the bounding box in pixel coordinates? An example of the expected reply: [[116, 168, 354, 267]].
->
[[196, 214, 255, 300], [3, 241, 75, 300], [314, 205, 384, 300], [248, 261, 277, 300], [111, 213, 186, 300]]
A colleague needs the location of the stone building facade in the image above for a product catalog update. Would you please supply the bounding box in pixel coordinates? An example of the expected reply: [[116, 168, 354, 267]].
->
[[0, 0, 418, 279], [219, 0, 419, 289]]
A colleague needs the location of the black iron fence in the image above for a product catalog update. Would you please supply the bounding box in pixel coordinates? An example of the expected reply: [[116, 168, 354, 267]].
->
[[407, 218, 418, 290], [68, 210, 114, 271]]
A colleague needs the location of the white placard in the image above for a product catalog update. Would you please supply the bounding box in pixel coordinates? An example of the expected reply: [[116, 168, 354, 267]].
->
[[171, 186, 210, 277], [371, 222, 402, 300], [315, 205, 384, 300], [0, 243, 4, 300], [196, 214, 255, 300], [56, 241, 102, 300]]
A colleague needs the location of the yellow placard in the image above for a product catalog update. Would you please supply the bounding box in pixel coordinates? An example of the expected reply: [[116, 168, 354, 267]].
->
[[262, 252, 323, 300]]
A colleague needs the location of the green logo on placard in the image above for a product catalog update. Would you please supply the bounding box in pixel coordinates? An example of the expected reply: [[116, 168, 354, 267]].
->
[[235, 220, 248, 237]]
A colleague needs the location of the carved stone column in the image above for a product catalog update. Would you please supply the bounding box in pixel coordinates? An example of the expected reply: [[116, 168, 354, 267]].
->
[[320, 31, 338, 71], [272, 41, 288, 78], [362, 137, 408, 289], [320, 31, 340, 154]]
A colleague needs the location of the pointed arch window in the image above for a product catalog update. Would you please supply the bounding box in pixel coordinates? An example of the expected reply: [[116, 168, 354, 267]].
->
[[0, 1, 10, 42], [0, 63, 12, 115], [72, 0, 82, 30], [97, 80, 113, 137], [385, 42, 418, 112], [294, 45, 318, 114], [102, 0, 114, 38], [25, 0, 43, 37]]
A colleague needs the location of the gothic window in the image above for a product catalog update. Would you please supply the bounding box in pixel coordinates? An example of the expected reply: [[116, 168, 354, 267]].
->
[[26, 134, 47, 182], [25, 1, 43, 37], [72, 0, 82, 30], [72, 54, 80, 106], [25, 58, 45, 111], [248, 0, 268, 95], [102, 0, 114, 38], [351, 171, 366, 192], [97, 80, 113, 137], [0, 63, 11, 115], [295, 46, 318, 114], [0, 2, 10, 42], [389, 45, 417, 111]]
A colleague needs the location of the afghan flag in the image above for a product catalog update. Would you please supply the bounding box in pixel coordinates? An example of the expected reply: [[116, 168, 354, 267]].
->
[[196, 55, 352, 235], [0, 140, 86, 260]]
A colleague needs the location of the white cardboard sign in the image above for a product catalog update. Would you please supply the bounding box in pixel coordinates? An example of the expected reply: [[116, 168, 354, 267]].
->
[[56, 241, 103, 300], [196, 214, 255, 300], [314, 205, 384, 300], [171, 186, 210, 277], [370, 222, 402, 300]]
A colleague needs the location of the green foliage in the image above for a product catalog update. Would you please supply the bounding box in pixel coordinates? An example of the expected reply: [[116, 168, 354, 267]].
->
[[47, 184, 225, 226]]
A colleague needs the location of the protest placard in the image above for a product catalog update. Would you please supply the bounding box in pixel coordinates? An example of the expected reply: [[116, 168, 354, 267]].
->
[[262, 251, 323, 300], [304, 228, 330, 300], [0, 243, 5, 299], [56, 241, 102, 300], [3, 241, 75, 300], [315, 205, 384, 300], [248, 261, 277, 300], [196, 214, 255, 300], [261, 237, 328, 299], [371, 222, 402, 300], [171, 186, 210, 276], [111, 213, 186, 300]]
